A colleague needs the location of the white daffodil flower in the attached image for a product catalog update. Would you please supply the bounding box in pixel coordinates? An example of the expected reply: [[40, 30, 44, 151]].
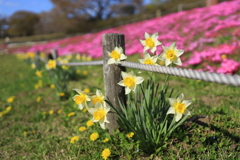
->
[[107, 46, 127, 64], [88, 102, 110, 129], [167, 93, 192, 122], [158, 42, 184, 66], [140, 32, 162, 53], [45, 59, 56, 70], [118, 71, 144, 94], [73, 89, 91, 110], [91, 89, 105, 105], [138, 53, 159, 65]]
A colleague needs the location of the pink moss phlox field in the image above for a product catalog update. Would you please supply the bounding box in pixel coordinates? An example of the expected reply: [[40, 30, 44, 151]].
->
[[13, 0, 240, 74]]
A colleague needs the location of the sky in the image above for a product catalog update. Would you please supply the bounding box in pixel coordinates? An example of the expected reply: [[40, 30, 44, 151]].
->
[[0, 0, 152, 17], [0, 0, 54, 17]]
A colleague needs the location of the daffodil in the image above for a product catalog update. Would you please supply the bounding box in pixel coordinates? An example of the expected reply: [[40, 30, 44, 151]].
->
[[118, 71, 144, 95], [35, 70, 42, 77], [107, 46, 127, 64], [59, 59, 70, 70], [91, 89, 105, 105], [138, 53, 158, 65], [140, 32, 162, 53], [167, 93, 191, 122], [88, 103, 110, 129], [158, 42, 184, 66], [46, 59, 56, 70], [73, 89, 91, 110]]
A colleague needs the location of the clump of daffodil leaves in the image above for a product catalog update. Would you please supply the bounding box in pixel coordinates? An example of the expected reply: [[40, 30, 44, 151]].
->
[[73, 32, 193, 155]]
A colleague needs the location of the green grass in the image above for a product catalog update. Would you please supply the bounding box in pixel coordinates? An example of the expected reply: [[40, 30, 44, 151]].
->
[[0, 54, 239, 160]]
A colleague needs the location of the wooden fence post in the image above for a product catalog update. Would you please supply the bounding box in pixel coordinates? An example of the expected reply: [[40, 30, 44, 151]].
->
[[102, 33, 127, 134], [35, 51, 41, 70], [49, 49, 58, 60]]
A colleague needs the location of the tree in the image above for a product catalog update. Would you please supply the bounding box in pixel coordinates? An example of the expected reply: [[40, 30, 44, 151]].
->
[[8, 11, 39, 36], [50, 0, 143, 20], [0, 15, 8, 38]]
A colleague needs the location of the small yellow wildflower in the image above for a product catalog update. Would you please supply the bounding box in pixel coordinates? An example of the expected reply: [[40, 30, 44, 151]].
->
[[83, 88, 90, 94], [90, 132, 99, 141], [31, 63, 36, 69], [221, 54, 227, 59], [68, 112, 75, 117], [79, 126, 87, 132], [38, 80, 42, 88], [103, 138, 109, 143], [83, 71, 88, 75], [6, 106, 12, 112], [86, 119, 94, 127], [36, 70, 42, 77], [35, 84, 39, 90], [76, 54, 81, 60], [76, 69, 81, 74], [0, 112, 3, 117], [82, 108, 88, 113], [23, 131, 28, 136], [36, 96, 41, 102], [27, 52, 35, 59], [102, 148, 111, 160], [57, 109, 62, 114], [126, 132, 134, 138], [49, 110, 54, 115], [59, 93, 65, 97], [42, 111, 47, 115], [66, 55, 72, 60], [70, 136, 79, 144], [50, 84, 55, 89], [40, 53, 45, 59], [7, 96, 15, 103]]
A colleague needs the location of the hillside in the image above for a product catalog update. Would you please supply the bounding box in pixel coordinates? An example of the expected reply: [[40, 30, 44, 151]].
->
[[9, 0, 240, 74]]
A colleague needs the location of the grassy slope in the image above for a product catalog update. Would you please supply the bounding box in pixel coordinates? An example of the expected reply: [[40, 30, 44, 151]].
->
[[0, 54, 239, 159]]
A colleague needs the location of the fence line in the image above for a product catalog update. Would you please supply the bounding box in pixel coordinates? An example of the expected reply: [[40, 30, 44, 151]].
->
[[42, 33, 239, 133], [58, 60, 103, 66], [58, 60, 240, 87]]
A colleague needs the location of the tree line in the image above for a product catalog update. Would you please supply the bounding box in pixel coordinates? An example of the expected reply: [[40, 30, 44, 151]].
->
[[0, 0, 145, 38]]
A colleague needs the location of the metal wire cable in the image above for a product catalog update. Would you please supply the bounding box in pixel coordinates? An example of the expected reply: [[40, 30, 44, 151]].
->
[[57, 60, 240, 87]]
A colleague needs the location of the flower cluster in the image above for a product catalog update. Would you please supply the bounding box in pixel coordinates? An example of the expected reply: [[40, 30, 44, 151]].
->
[[73, 89, 110, 129]]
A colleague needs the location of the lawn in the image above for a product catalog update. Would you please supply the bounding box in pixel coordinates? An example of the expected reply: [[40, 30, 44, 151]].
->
[[0, 53, 239, 160]]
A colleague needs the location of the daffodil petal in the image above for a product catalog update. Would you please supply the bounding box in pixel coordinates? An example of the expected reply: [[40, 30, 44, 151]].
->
[[167, 107, 175, 115], [175, 112, 182, 122]]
